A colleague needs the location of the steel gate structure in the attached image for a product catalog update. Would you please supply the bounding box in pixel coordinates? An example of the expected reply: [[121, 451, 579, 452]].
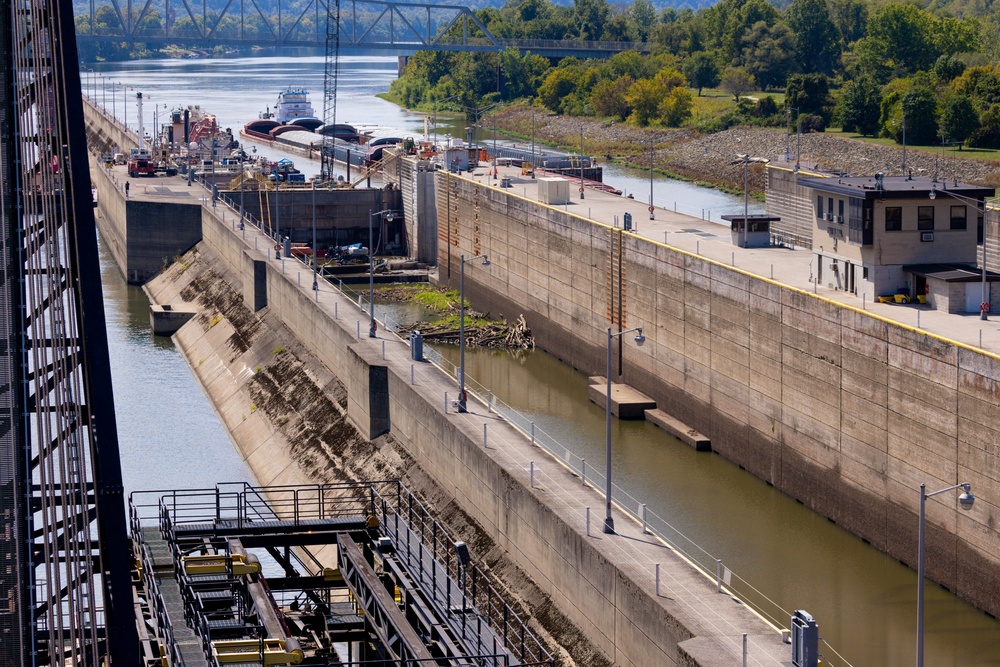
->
[[0, 0, 138, 664]]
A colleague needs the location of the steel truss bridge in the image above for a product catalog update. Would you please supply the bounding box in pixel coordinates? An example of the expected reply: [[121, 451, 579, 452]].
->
[[75, 0, 652, 57], [1, 0, 138, 664]]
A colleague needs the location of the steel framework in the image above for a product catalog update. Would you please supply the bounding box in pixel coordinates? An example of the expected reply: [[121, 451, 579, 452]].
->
[[73, 0, 656, 55], [0, 0, 138, 664]]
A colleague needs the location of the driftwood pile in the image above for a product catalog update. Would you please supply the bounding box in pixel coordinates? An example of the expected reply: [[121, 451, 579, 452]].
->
[[400, 314, 534, 350]]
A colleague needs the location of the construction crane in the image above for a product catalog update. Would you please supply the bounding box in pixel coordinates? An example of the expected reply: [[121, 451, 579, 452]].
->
[[322, 0, 341, 183]]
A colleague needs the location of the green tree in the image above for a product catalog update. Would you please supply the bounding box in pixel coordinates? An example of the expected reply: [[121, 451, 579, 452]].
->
[[829, 0, 867, 47], [722, 0, 780, 63], [741, 21, 797, 90], [886, 87, 938, 145], [720, 67, 756, 101], [575, 0, 609, 40], [785, 72, 834, 123], [786, 0, 842, 75], [590, 75, 635, 120], [940, 94, 980, 145], [856, 4, 937, 79], [660, 87, 694, 126], [626, 78, 666, 125], [683, 51, 720, 96], [499, 48, 551, 100], [839, 76, 882, 136], [628, 0, 658, 41], [603, 11, 638, 41], [538, 68, 579, 113]]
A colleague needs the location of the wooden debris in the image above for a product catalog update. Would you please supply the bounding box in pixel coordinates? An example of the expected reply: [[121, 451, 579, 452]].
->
[[400, 314, 534, 350]]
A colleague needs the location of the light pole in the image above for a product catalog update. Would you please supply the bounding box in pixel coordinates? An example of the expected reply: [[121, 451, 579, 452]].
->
[[604, 325, 645, 534], [530, 112, 536, 179], [101, 76, 107, 111], [929, 186, 994, 320], [579, 125, 585, 199], [433, 94, 460, 147], [916, 482, 974, 667], [368, 208, 396, 337], [648, 139, 654, 219], [312, 180, 319, 293], [458, 254, 490, 412]]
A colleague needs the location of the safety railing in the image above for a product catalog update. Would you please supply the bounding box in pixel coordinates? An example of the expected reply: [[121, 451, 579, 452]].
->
[[372, 484, 554, 667]]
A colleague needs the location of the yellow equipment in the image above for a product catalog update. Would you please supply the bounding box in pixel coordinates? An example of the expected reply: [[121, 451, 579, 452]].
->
[[212, 638, 304, 665], [181, 552, 261, 576]]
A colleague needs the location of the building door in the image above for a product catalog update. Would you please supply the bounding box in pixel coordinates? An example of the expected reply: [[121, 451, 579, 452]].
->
[[966, 283, 987, 313]]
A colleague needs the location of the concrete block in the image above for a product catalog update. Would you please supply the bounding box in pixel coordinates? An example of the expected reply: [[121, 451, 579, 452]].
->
[[645, 408, 710, 450], [588, 382, 655, 419]]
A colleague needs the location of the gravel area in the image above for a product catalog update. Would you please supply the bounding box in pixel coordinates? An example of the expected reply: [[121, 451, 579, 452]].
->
[[493, 107, 1000, 195]]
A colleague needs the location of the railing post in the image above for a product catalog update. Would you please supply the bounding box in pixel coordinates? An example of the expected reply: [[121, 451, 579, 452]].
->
[[717, 559, 723, 593]]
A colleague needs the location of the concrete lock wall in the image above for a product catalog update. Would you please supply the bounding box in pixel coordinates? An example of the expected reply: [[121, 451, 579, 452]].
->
[[434, 171, 1000, 619], [83, 97, 138, 156], [92, 163, 202, 283], [194, 203, 762, 666]]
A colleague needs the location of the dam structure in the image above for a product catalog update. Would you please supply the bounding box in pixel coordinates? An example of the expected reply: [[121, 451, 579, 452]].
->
[[82, 97, 1000, 663]]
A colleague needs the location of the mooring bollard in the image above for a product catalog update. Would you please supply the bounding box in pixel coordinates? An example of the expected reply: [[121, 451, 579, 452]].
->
[[742, 633, 748, 667], [529, 462, 535, 488], [586, 507, 591, 536], [717, 559, 723, 593], [410, 364, 415, 385], [483, 424, 488, 448], [655, 563, 661, 596]]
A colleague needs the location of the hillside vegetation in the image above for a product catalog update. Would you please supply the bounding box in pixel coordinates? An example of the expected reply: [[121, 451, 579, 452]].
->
[[386, 0, 1000, 153]]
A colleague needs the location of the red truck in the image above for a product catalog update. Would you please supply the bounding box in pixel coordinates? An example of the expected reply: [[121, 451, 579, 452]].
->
[[127, 153, 156, 178]]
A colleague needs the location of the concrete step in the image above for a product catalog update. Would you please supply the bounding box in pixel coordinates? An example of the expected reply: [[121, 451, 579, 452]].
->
[[644, 409, 711, 451], [587, 381, 656, 419]]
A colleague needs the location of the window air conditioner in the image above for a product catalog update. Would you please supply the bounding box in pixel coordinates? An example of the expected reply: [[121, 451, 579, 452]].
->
[[833, 215, 842, 223], [920, 232, 934, 242]]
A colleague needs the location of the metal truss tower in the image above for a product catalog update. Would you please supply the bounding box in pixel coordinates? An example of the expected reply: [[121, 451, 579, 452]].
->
[[321, 0, 341, 182], [0, 0, 138, 664]]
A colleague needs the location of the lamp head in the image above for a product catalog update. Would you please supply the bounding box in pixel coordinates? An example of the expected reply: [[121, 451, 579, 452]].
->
[[384, 211, 394, 222], [929, 187, 937, 200], [634, 328, 645, 347], [481, 255, 490, 267], [959, 483, 975, 510]]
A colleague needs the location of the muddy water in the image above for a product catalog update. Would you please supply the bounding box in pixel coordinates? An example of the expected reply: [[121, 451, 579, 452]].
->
[[430, 344, 1000, 667]]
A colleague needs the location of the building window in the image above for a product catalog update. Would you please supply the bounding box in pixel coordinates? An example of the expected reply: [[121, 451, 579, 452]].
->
[[950, 205, 967, 230], [918, 206, 935, 231], [828, 197, 834, 220], [838, 199, 844, 221], [885, 206, 902, 231], [816, 196, 823, 219]]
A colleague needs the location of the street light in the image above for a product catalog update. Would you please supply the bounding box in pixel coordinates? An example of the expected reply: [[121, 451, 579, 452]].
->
[[929, 185, 993, 320], [604, 325, 645, 534], [368, 208, 396, 337], [916, 481, 974, 667], [312, 180, 319, 294], [433, 94, 460, 147], [458, 253, 490, 412]]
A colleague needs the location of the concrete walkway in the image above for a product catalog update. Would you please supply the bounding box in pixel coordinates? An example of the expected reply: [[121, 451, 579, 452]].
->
[[202, 188, 794, 666]]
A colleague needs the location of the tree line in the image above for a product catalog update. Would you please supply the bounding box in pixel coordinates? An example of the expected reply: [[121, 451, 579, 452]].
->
[[389, 0, 1000, 147]]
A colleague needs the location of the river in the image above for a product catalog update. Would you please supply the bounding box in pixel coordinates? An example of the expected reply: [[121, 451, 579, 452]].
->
[[89, 54, 1000, 666]]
